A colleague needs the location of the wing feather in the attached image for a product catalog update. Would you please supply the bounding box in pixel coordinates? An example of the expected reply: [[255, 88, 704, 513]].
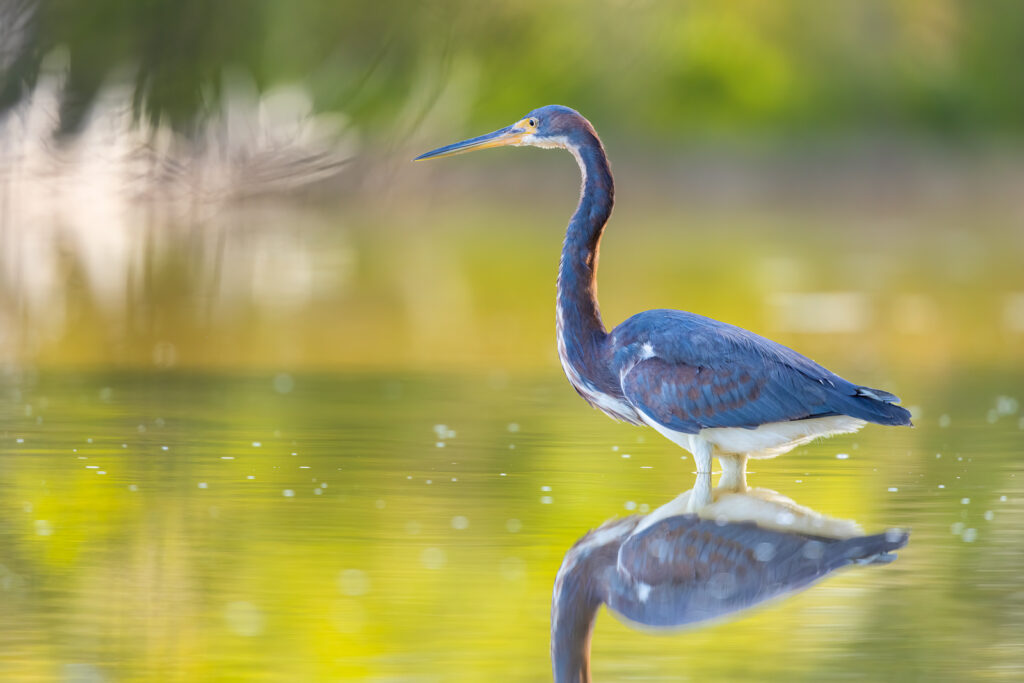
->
[[614, 310, 911, 432]]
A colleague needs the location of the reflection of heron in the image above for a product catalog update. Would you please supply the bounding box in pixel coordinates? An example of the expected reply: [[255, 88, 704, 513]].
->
[[551, 476, 908, 682], [639, 460, 869, 528], [416, 106, 911, 480]]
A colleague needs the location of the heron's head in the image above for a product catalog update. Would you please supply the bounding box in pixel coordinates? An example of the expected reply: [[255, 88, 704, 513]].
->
[[414, 105, 596, 161]]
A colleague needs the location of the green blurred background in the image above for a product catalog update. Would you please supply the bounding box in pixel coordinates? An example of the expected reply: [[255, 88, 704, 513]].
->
[[10, 0, 1024, 143], [2, 0, 1023, 372], [1, 1, 1023, 681]]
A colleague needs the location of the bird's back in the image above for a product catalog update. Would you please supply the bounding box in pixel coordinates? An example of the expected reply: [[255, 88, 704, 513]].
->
[[610, 309, 911, 433]]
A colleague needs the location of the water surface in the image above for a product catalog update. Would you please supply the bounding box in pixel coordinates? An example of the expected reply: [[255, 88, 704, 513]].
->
[[2, 370, 1022, 680]]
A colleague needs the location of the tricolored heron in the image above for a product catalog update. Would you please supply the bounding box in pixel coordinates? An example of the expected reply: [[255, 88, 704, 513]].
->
[[416, 106, 911, 481], [551, 480, 909, 682]]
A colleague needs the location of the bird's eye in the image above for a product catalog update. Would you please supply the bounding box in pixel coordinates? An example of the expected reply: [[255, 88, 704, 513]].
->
[[528, 118, 538, 128]]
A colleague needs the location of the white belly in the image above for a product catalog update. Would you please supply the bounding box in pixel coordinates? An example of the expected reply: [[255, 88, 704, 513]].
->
[[638, 411, 865, 459], [635, 486, 865, 539]]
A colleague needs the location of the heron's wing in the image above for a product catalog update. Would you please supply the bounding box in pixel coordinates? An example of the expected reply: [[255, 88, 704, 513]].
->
[[608, 515, 908, 628], [616, 515, 814, 586], [619, 515, 910, 588], [616, 311, 910, 432], [620, 355, 835, 433]]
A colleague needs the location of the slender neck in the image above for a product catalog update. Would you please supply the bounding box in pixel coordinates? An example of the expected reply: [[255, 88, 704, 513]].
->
[[557, 132, 614, 349], [551, 561, 602, 683]]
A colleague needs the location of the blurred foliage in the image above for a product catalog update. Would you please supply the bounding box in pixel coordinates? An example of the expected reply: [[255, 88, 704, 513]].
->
[[5, 0, 1024, 142], [5, 193, 1022, 373]]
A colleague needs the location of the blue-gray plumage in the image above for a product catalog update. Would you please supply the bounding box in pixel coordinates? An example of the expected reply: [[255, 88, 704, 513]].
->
[[416, 105, 912, 478], [614, 310, 908, 433], [551, 507, 909, 682]]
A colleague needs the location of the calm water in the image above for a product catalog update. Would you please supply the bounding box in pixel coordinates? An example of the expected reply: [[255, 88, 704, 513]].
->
[[2, 369, 1022, 681], [3, 145, 1024, 679]]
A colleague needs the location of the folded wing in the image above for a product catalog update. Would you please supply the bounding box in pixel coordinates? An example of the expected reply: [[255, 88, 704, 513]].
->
[[616, 310, 911, 433]]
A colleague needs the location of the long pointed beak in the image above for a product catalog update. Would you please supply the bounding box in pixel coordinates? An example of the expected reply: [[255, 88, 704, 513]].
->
[[414, 125, 527, 161]]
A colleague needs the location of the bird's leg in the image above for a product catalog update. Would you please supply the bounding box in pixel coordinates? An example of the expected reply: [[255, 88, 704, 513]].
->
[[692, 439, 713, 474], [686, 471, 713, 514], [684, 440, 713, 514], [717, 454, 749, 492]]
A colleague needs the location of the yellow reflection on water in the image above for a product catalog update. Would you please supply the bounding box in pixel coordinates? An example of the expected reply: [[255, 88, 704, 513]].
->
[[1, 372, 1022, 679], [2, 191, 1022, 375]]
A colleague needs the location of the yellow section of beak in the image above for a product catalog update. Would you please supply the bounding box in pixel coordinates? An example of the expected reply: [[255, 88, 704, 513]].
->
[[414, 124, 531, 161], [467, 129, 528, 152]]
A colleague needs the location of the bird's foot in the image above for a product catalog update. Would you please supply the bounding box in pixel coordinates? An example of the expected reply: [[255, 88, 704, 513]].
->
[[717, 454, 749, 492]]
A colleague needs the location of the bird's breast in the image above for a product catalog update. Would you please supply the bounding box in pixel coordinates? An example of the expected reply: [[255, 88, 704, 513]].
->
[[556, 321, 642, 425]]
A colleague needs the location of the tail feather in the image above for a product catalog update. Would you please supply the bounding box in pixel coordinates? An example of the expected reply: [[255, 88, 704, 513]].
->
[[832, 385, 913, 426], [830, 528, 910, 568], [854, 397, 913, 426], [855, 386, 901, 403]]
